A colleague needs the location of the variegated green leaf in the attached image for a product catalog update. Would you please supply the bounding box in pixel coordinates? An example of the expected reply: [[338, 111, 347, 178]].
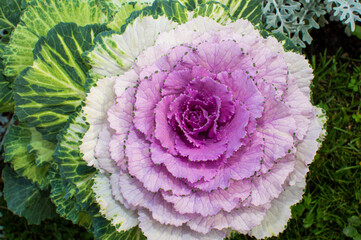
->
[[258, 27, 301, 52], [53, 107, 145, 239], [0, 43, 13, 112], [0, 0, 27, 43], [49, 165, 94, 229], [0, 72, 12, 112], [27, 126, 56, 167], [2, 165, 57, 224], [107, 1, 152, 31], [188, 2, 233, 24], [178, 0, 262, 24], [93, 217, 146, 240], [126, 0, 188, 26], [83, 15, 176, 78], [3, 0, 109, 78], [100, 0, 153, 14], [53, 110, 96, 210], [3, 124, 53, 189], [14, 23, 108, 142], [225, 0, 262, 24], [83, 0, 233, 80]]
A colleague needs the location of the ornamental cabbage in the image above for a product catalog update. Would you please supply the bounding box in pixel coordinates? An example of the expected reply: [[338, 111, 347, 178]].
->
[[1, 0, 326, 239], [80, 13, 326, 240]]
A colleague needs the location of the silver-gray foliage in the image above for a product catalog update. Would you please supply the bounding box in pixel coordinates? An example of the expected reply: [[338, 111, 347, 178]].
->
[[262, 0, 361, 47]]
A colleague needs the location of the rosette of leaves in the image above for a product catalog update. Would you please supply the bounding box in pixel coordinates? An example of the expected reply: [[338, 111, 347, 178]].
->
[[2, 0, 327, 239]]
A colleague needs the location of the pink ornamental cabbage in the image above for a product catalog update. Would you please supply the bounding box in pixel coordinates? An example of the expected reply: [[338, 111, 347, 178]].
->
[[81, 16, 326, 239]]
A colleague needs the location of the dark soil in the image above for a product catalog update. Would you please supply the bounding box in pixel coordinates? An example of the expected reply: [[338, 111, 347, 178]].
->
[[305, 19, 361, 59]]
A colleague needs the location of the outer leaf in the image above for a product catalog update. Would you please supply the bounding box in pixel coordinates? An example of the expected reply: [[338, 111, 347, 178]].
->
[[84, 1, 232, 80], [0, 0, 27, 43], [53, 110, 96, 210], [178, 0, 262, 24], [83, 16, 176, 79], [14, 23, 109, 142], [188, 2, 233, 24], [225, 0, 262, 24], [0, 73, 13, 112], [53, 109, 145, 239], [0, 45, 13, 111], [3, 0, 109, 78], [125, 0, 188, 25], [93, 217, 146, 240], [49, 165, 94, 229], [27, 126, 56, 167], [100, 0, 153, 14], [258, 26, 302, 53], [3, 124, 53, 189], [2, 165, 57, 224], [107, 1, 152, 31]]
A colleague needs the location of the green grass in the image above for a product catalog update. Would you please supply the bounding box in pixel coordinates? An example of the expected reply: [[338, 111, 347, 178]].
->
[[0, 49, 360, 240]]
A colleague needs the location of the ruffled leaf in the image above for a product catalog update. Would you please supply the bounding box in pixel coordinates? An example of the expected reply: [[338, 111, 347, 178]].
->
[[92, 217, 146, 240], [3, 165, 57, 224], [179, 0, 262, 24], [92, 173, 139, 231], [14, 23, 108, 142], [54, 110, 96, 210], [84, 16, 175, 78], [106, 1, 152, 31], [250, 180, 306, 238], [0, 0, 27, 43], [118, 173, 192, 227], [0, 46, 13, 112], [138, 210, 226, 240], [3, 124, 53, 189], [49, 165, 94, 229], [3, 0, 109, 78]]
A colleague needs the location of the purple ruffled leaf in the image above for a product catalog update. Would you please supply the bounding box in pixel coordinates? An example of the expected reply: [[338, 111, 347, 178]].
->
[[138, 209, 226, 240], [218, 70, 264, 118], [255, 97, 297, 173], [183, 40, 245, 73], [187, 205, 267, 234], [162, 69, 193, 96], [108, 87, 136, 135], [219, 103, 250, 158], [187, 77, 235, 124], [95, 125, 119, 173], [189, 143, 262, 191], [174, 134, 228, 161], [154, 95, 178, 154], [109, 134, 127, 171], [133, 72, 167, 140], [162, 178, 252, 216], [250, 157, 296, 206], [150, 142, 221, 183], [191, 65, 216, 80], [119, 173, 192, 226], [125, 128, 191, 195], [238, 37, 288, 98]]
